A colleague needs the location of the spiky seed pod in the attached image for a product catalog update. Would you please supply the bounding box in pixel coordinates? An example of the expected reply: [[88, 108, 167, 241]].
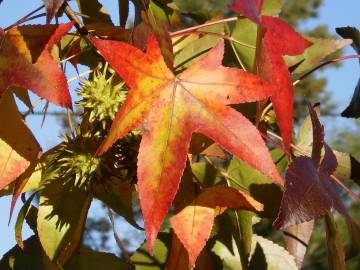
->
[[43, 126, 140, 192], [42, 64, 140, 191], [77, 65, 127, 134]]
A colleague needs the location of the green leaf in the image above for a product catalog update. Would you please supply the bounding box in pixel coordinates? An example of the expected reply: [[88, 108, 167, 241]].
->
[[212, 234, 298, 270], [262, 0, 282, 16], [37, 181, 91, 265], [172, 0, 227, 20], [145, 0, 174, 68], [173, 22, 224, 70], [0, 236, 57, 270], [191, 162, 223, 187], [285, 37, 352, 75], [15, 192, 38, 249], [227, 149, 285, 219], [76, 0, 113, 25], [250, 235, 298, 270], [131, 233, 171, 269], [94, 179, 140, 229], [230, 19, 257, 71], [325, 213, 346, 270], [212, 240, 242, 269], [67, 248, 133, 270], [230, 0, 282, 71]]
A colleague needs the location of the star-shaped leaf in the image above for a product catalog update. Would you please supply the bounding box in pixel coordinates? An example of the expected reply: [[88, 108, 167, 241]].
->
[[90, 35, 283, 252], [258, 16, 312, 151], [229, 0, 312, 150], [0, 22, 73, 108], [228, 0, 261, 24], [170, 186, 263, 267], [274, 104, 347, 229]]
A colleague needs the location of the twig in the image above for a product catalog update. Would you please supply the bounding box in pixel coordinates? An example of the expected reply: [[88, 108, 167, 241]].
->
[[62, 1, 88, 35], [67, 69, 95, 83], [330, 175, 360, 202], [203, 156, 249, 193], [4, 5, 45, 31], [170, 16, 244, 37], [293, 54, 360, 86], [193, 30, 256, 49], [107, 208, 131, 262]]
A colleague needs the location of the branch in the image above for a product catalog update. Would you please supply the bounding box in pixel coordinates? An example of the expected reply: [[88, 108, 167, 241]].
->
[[293, 54, 360, 86], [62, 1, 88, 35], [4, 5, 45, 31], [169, 16, 244, 37], [107, 208, 131, 262]]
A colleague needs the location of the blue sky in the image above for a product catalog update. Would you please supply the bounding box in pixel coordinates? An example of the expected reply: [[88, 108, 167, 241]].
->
[[0, 0, 359, 256]]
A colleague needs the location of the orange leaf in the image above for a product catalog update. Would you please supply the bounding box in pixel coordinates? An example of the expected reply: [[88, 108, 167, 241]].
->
[[170, 186, 263, 267], [0, 138, 30, 191], [0, 23, 74, 108], [90, 35, 283, 252]]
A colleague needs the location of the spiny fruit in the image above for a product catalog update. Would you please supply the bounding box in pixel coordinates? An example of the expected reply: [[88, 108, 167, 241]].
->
[[42, 64, 140, 191], [77, 63, 127, 134], [43, 126, 140, 191]]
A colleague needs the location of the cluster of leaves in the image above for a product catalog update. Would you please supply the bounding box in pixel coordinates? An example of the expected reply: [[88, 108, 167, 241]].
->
[[0, 0, 359, 269]]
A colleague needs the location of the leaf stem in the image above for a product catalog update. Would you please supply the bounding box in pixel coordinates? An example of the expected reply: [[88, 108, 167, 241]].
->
[[293, 54, 360, 86], [62, 1, 88, 35], [194, 30, 256, 49], [169, 16, 244, 38], [4, 5, 45, 31], [331, 175, 360, 202], [203, 156, 249, 193], [67, 69, 95, 83], [107, 208, 131, 263]]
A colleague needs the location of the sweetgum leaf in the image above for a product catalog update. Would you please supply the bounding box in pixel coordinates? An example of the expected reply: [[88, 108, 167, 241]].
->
[[0, 23, 73, 108], [258, 16, 312, 151], [91, 35, 283, 252], [76, 0, 113, 25], [274, 104, 347, 229], [43, 0, 65, 23], [0, 92, 40, 192], [231, 1, 312, 150], [67, 248, 134, 270], [229, 0, 282, 72], [285, 37, 352, 75], [37, 181, 91, 265], [336, 27, 360, 118], [170, 186, 263, 267], [212, 234, 298, 270], [0, 236, 57, 270], [228, 0, 261, 24], [0, 138, 30, 191]]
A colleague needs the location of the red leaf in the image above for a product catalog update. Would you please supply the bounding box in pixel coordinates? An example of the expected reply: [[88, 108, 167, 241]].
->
[[91, 35, 283, 252], [170, 186, 263, 267], [259, 17, 312, 150], [228, 0, 262, 24], [274, 105, 347, 229], [0, 23, 74, 108]]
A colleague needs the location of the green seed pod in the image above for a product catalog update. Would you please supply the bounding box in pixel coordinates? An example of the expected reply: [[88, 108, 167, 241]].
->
[[42, 126, 140, 192], [77, 64, 127, 134]]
